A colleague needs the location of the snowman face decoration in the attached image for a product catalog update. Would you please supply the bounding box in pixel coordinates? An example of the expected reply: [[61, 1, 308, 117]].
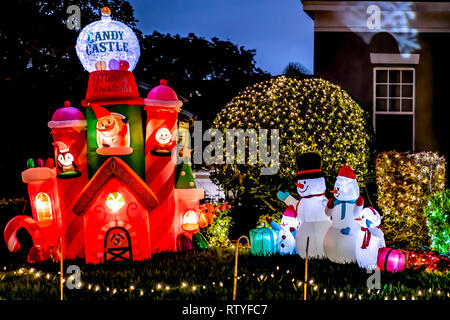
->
[[295, 180, 309, 194], [332, 176, 360, 201], [295, 177, 326, 196], [281, 215, 300, 230], [155, 127, 172, 145], [355, 207, 381, 228]]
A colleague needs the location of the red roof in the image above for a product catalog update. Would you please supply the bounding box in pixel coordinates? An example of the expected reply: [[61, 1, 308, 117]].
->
[[73, 157, 158, 215]]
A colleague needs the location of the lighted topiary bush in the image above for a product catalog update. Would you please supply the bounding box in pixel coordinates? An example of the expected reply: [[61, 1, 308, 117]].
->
[[203, 208, 233, 247], [424, 189, 450, 254], [376, 151, 446, 249], [211, 75, 374, 215]]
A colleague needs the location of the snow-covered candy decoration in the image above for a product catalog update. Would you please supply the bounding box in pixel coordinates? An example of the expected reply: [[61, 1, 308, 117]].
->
[[108, 58, 120, 71], [75, 7, 140, 72], [355, 207, 386, 269], [95, 61, 107, 71]]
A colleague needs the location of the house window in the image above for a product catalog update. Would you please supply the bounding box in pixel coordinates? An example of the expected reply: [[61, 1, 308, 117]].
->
[[35, 192, 53, 221], [373, 67, 415, 151]]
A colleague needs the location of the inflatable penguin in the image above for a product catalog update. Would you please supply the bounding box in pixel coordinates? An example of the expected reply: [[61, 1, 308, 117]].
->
[[355, 207, 386, 269]]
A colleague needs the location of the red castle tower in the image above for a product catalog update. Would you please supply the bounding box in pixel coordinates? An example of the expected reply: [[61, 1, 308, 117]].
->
[[3, 7, 206, 264]]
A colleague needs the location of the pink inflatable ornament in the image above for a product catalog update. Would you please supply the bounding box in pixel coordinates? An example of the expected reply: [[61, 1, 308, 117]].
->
[[377, 247, 409, 273], [95, 61, 107, 71], [119, 60, 130, 71], [108, 58, 120, 70], [36, 158, 44, 168]]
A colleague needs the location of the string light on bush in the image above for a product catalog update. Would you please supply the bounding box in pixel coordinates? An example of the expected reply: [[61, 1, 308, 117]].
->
[[212, 75, 373, 214], [376, 151, 446, 248]]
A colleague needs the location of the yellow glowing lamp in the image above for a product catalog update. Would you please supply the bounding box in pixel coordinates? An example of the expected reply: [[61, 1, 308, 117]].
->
[[106, 192, 125, 212], [182, 209, 199, 231]]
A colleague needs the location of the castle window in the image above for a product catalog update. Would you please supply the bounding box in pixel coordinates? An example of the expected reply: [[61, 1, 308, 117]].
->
[[35, 192, 53, 221], [182, 209, 199, 231]]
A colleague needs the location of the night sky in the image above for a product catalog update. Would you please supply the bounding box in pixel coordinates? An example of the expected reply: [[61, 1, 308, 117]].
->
[[129, 0, 314, 75]]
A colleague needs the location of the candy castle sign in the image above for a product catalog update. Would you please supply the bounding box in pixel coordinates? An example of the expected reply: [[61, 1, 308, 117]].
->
[[85, 30, 129, 55], [75, 7, 140, 73]]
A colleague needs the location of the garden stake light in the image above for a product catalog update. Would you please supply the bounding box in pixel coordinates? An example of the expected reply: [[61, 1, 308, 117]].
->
[[233, 235, 250, 300], [304, 236, 309, 301], [58, 237, 63, 301]]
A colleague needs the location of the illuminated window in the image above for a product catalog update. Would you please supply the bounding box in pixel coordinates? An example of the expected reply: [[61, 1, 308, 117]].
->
[[35, 192, 53, 221], [182, 209, 199, 231], [106, 192, 125, 212]]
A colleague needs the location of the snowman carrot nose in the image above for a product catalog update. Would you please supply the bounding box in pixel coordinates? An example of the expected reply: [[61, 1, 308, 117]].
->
[[355, 218, 362, 221], [295, 183, 304, 188], [330, 190, 338, 194]]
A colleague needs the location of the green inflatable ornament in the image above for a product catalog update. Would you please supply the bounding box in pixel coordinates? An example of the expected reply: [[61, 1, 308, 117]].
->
[[192, 232, 209, 250], [27, 158, 35, 169]]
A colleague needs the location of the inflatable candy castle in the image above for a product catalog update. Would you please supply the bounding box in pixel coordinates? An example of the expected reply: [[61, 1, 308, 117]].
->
[[3, 7, 205, 264]]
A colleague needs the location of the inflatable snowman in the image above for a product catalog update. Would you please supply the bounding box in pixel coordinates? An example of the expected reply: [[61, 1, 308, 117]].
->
[[323, 165, 364, 263], [355, 207, 386, 269], [277, 152, 331, 259], [266, 206, 299, 255]]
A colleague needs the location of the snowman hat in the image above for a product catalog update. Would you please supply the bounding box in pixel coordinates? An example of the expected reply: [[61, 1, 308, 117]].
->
[[337, 165, 356, 180], [282, 205, 297, 218], [82, 101, 111, 119], [293, 152, 324, 182], [54, 141, 69, 153]]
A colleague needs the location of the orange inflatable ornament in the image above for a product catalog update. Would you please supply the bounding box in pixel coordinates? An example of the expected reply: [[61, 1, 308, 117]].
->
[[199, 203, 216, 228]]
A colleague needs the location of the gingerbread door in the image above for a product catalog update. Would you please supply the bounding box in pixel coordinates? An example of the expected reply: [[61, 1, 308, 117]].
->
[[104, 227, 132, 262]]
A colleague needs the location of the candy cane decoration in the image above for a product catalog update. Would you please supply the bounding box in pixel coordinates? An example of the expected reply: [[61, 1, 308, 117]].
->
[[4, 215, 45, 253], [233, 235, 250, 300]]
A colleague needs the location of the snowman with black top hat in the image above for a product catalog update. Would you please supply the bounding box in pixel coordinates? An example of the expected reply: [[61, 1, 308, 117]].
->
[[277, 152, 331, 259]]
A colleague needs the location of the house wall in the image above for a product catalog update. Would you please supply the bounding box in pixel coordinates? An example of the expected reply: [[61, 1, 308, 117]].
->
[[304, 1, 450, 180], [313, 30, 449, 162]]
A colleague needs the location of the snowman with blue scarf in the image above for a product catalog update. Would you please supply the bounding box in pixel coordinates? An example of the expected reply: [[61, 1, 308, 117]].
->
[[323, 165, 364, 263]]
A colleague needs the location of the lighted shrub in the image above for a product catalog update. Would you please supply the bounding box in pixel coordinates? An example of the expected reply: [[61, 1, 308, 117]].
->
[[211, 76, 374, 214], [376, 151, 446, 249], [203, 208, 233, 247], [423, 189, 450, 254]]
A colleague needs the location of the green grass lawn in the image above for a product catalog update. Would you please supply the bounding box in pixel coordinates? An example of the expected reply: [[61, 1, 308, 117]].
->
[[0, 248, 448, 301]]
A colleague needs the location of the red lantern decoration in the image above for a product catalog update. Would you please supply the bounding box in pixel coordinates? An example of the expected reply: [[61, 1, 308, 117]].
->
[[377, 247, 409, 273]]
